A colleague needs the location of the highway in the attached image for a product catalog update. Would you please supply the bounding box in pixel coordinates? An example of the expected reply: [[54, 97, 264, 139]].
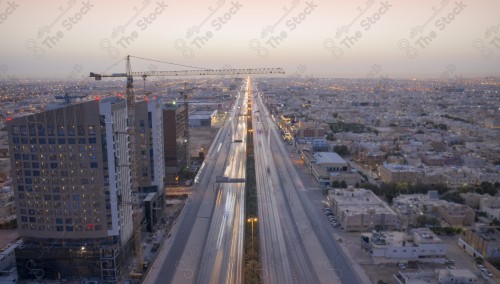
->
[[145, 81, 248, 284], [251, 79, 366, 284]]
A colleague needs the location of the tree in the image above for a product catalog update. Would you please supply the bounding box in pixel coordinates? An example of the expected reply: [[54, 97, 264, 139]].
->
[[332, 181, 340, 188], [333, 145, 350, 156], [326, 133, 335, 141], [441, 191, 465, 204], [340, 180, 347, 188]]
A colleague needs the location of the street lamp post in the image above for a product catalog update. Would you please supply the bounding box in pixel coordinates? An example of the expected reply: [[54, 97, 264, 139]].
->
[[247, 217, 258, 252]]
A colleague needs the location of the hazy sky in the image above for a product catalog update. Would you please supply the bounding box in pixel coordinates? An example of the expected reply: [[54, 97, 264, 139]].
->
[[1, 0, 499, 79]]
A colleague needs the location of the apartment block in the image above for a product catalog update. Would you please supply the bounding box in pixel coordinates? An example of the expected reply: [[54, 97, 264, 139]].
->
[[328, 187, 400, 231]]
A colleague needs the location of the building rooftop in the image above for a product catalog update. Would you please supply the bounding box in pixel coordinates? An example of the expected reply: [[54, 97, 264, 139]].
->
[[329, 188, 397, 216], [313, 152, 347, 165]]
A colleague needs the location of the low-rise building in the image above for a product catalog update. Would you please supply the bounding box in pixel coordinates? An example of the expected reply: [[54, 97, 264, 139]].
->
[[302, 151, 350, 186], [434, 202, 475, 227], [459, 223, 500, 258], [329, 170, 363, 187], [379, 163, 419, 184], [328, 187, 400, 231], [394, 269, 478, 284], [292, 121, 328, 138], [480, 195, 500, 220], [361, 228, 447, 264]]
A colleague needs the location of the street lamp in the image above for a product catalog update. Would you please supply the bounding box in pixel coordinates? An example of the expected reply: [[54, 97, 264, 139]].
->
[[247, 217, 258, 251]]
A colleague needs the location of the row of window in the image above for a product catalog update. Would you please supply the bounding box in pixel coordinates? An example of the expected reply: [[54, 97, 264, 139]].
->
[[18, 185, 103, 193], [13, 137, 97, 145], [11, 125, 96, 136], [20, 223, 103, 232], [17, 176, 100, 185]]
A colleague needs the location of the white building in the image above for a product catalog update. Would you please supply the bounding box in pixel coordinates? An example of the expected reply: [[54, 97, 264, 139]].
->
[[362, 228, 447, 264], [394, 269, 478, 284], [479, 195, 500, 220]]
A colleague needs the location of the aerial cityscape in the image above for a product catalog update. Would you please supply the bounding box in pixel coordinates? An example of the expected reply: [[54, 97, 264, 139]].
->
[[0, 1, 499, 284]]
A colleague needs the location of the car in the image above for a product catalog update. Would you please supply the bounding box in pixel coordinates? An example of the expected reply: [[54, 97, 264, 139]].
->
[[476, 264, 485, 271], [398, 263, 407, 269], [444, 258, 455, 265], [483, 269, 492, 278], [447, 265, 456, 269]]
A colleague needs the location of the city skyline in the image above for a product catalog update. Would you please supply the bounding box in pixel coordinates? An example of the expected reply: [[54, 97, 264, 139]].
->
[[0, 0, 499, 79]]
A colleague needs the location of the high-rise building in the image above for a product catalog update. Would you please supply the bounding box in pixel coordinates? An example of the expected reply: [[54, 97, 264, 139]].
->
[[135, 99, 165, 231], [6, 96, 164, 281], [162, 103, 187, 183]]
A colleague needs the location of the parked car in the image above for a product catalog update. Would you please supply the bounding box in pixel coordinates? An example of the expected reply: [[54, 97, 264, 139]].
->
[[483, 269, 492, 278], [476, 264, 485, 271]]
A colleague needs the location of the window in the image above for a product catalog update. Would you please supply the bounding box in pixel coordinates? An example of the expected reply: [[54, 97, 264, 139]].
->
[[47, 126, 55, 136], [21, 138, 28, 144], [12, 126, 19, 135], [78, 138, 86, 144], [30, 138, 37, 144], [20, 126, 27, 135], [29, 126, 36, 135], [89, 138, 96, 144], [37, 125, 45, 136], [58, 138, 65, 144], [88, 125, 96, 135], [68, 126, 75, 136], [23, 154, 30, 160], [13, 137, 19, 144], [90, 162, 98, 168], [77, 125, 85, 135], [57, 126, 65, 136], [68, 138, 75, 144], [48, 138, 56, 144], [39, 138, 46, 144]]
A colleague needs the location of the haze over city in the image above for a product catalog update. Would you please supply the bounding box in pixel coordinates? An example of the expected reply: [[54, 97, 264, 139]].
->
[[0, 1, 499, 284], [1, 0, 499, 78]]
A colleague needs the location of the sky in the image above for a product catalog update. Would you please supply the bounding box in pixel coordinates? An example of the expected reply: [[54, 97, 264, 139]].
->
[[0, 0, 499, 79]]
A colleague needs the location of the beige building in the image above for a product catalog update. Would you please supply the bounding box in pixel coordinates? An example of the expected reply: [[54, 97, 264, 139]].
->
[[434, 202, 475, 227], [379, 163, 419, 184], [292, 121, 328, 138], [328, 187, 400, 231], [459, 223, 500, 258], [329, 170, 363, 186]]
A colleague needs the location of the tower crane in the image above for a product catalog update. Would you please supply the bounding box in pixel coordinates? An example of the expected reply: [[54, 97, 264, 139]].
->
[[89, 55, 284, 275]]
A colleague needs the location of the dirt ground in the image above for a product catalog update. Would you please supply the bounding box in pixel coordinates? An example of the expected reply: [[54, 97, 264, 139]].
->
[[189, 116, 225, 159], [0, 229, 19, 248]]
